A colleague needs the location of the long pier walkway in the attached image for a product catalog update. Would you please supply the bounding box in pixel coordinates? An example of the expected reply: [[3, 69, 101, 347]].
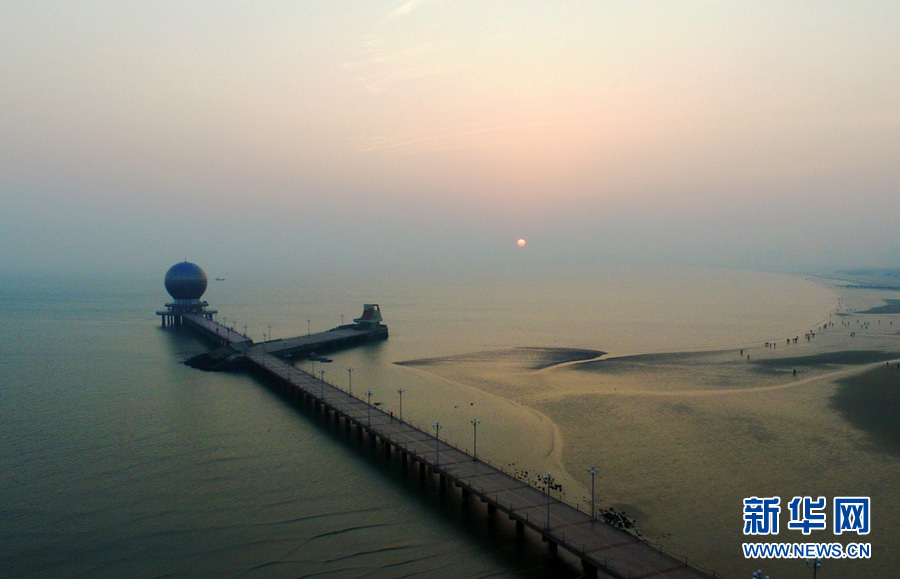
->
[[184, 315, 718, 578]]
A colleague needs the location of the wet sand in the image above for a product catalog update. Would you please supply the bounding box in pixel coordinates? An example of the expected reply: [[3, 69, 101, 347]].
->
[[831, 364, 900, 457], [857, 298, 900, 315], [397, 291, 900, 578]]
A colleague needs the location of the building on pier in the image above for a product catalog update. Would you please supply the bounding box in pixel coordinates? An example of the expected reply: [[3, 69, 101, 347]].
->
[[156, 261, 217, 327]]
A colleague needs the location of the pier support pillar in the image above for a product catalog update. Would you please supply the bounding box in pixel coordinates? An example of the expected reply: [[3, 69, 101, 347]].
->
[[542, 536, 558, 555], [581, 560, 597, 579], [461, 488, 469, 505], [439, 474, 446, 494], [487, 504, 496, 518], [356, 424, 363, 438], [384, 442, 391, 457], [419, 461, 426, 480], [401, 452, 408, 469], [515, 520, 524, 540]]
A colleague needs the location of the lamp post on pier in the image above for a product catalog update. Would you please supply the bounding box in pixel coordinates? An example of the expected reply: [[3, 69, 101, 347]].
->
[[347, 367, 353, 397], [588, 466, 600, 521], [433, 422, 442, 466], [805, 557, 821, 578], [366, 390, 373, 426], [320, 369, 325, 399], [397, 388, 405, 420], [471, 418, 481, 460], [544, 472, 553, 529]]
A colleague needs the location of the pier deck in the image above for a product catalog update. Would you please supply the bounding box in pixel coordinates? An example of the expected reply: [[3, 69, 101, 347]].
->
[[181, 313, 387, 355], [256, 326, 388, 357], [182, 313, 254, 349]]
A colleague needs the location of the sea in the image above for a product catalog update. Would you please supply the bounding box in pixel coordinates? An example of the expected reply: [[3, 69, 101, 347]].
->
[[0, 266, 845, 578]]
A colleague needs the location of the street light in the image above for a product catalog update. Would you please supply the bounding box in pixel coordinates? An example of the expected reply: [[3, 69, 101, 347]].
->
[[544, 472, 553, 529], [397, 387, 405, 420], [588, 466, 600, 521], [471, 418, 481, 460], [366, 390, 373, 426], [433, 422, 442, 466], [307, 319, 310, 335], [805, 557, 821, 578], [320, 369, 325, 398], [268, 324, 271, 341], [347, 367, 353, 397]]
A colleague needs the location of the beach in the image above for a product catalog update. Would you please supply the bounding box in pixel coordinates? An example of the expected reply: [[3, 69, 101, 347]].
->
[[397, 278, 900, 578]]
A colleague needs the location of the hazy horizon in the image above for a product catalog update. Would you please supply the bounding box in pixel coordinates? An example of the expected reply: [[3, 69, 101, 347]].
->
[[3, 2, 899, 276]]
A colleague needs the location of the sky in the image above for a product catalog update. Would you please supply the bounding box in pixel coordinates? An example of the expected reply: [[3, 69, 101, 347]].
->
[[2, 1, 899, 277]]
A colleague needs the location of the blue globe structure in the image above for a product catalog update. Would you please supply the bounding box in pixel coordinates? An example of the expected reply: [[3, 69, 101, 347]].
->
[[165, 261, 208, 301], [157, 261, 217, 327]]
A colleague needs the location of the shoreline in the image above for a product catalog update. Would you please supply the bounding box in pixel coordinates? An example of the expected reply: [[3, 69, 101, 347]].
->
[[397, 350, 592, 504], [395, 276, 900, 578]]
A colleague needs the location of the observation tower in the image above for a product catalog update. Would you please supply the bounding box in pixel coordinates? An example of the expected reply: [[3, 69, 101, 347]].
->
[[156, 261, 217, 326]]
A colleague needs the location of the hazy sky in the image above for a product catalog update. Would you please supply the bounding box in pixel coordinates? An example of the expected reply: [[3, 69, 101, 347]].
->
[[3, 1, 899, 276]]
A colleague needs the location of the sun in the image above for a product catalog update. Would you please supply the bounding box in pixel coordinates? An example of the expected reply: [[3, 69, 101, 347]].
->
[[517, 238, 526, 247]]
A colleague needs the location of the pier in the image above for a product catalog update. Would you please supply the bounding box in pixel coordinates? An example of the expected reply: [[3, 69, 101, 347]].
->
[[156, 263, 717, 578], [176, 320, 717, 578]]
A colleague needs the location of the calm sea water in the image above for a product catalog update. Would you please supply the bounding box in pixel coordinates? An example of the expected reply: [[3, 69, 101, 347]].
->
[[0, 267, 836, 578]]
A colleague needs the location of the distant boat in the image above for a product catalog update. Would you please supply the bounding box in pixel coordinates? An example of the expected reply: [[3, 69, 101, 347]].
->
[[215, 277, 225, 281]]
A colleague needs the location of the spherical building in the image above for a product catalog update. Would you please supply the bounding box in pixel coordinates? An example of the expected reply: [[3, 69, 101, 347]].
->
[[164, 261, 208, 301], [157, 261, 216, 327]]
